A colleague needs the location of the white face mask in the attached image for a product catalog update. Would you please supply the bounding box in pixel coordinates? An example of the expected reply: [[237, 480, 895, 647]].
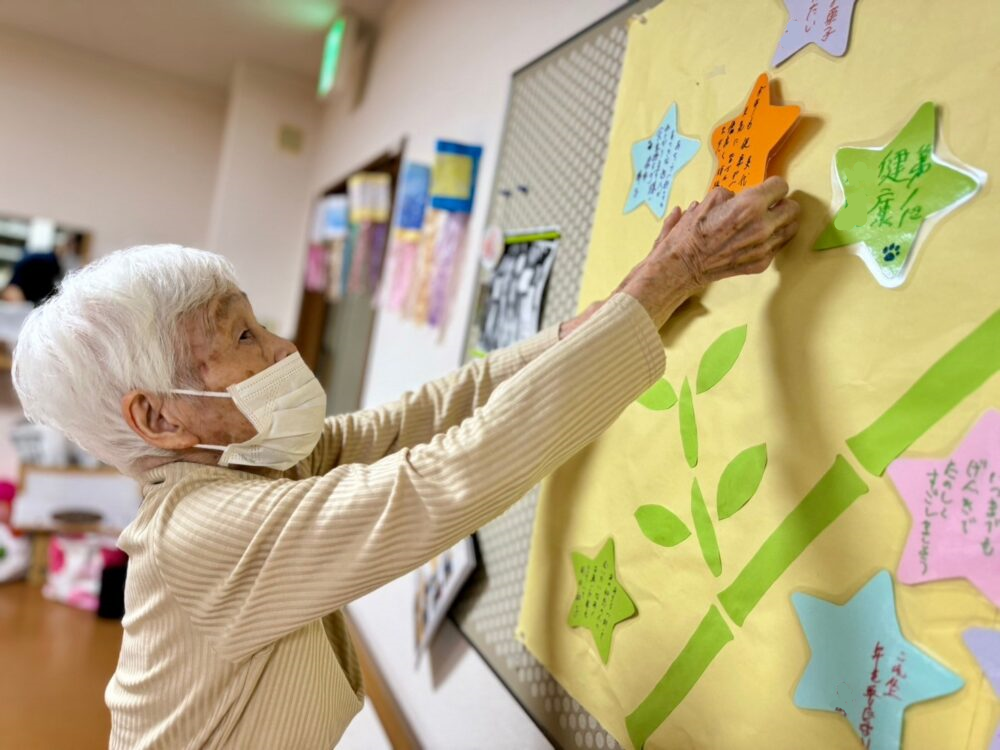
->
[[172, 352, 327, 471]]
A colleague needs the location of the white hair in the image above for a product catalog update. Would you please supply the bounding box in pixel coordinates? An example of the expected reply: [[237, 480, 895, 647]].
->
[[12, 244, 241, 474]]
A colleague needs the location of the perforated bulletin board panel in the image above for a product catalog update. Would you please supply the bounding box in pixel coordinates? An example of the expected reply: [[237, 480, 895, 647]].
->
[[453, 4, 654, 747]]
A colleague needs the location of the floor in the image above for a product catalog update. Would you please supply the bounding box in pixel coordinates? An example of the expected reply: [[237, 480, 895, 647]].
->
[[0, 581, 122, 749]]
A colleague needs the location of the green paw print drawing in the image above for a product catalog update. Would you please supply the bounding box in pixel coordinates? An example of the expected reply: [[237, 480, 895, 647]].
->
[[881, 242, 901, 263]]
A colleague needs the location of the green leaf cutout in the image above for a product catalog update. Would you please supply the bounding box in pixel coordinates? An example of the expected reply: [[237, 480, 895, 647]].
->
[[696, 325, 748, 394], [679, 378, 698, 468], [691, 478, 722, 577], [635, 504, 691, 547], [717, 443, 768, 521], [637, 379, 677, 411]]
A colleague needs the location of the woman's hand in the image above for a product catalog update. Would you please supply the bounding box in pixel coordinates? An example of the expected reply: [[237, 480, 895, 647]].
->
[[621, 176, 800, 328]]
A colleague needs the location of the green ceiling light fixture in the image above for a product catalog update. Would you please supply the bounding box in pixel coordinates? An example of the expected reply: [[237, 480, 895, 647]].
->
[[315, 13, 375, 106], [317, 17, 346, 98]]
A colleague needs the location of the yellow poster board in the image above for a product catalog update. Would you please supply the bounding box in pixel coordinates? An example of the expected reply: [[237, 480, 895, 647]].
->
[[518, 1, 1000, 748]]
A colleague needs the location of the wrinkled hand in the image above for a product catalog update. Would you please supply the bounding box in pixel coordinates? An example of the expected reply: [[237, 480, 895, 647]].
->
[[622, 176, 800, 328], [669, 176, 799, 287]]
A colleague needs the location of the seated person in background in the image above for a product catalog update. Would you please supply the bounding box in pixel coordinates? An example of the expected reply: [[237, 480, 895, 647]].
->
[[2, 236, 80, 304], [2, 251, 61, 304], [12, 178, 798, 749]]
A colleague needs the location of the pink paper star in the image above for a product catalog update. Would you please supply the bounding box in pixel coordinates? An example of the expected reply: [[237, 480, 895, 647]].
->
[[887, 411, 1000, 606]]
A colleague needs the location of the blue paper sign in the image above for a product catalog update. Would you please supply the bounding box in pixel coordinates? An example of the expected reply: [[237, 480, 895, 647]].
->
[[317, 194, 349, 240], [394, 162, 431, 231], [430, 140, 483, 214]]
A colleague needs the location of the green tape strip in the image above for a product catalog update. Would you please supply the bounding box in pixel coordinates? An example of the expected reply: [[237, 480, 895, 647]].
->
[[717, 455, 868, 626], [504, 231, 561, 243], [625, 606, 734, 750], [847, 307, 1000, 476]]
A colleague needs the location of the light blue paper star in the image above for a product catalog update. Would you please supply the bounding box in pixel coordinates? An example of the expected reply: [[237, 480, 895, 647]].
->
[[792, 570, 964, 750], [625, 103, 700, 219]]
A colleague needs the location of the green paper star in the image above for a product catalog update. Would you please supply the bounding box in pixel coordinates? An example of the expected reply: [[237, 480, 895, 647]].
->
[[567, 537, 637, 664], [815, 102, 980, 286]]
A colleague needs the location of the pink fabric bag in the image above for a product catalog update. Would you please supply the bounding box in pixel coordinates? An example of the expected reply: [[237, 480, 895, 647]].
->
[[43, 534, 127, 611]]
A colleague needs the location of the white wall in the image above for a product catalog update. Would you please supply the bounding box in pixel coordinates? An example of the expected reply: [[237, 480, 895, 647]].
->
[[0, 26, 227, 480], [347, 575, 552, 749], [313, 0, 623, 409], [0, 25, 225, 256], [0, 33, 321, 472], [314, 1, 625, 746], [207, 62, 321, 337]]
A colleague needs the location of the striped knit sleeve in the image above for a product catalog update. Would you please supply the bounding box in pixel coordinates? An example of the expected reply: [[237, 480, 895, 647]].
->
[[155, 293, 664, 662], [302, 324, 560, 474]]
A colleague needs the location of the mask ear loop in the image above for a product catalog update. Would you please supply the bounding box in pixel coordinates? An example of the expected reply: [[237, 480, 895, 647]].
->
[[169, 389, 233, 452]]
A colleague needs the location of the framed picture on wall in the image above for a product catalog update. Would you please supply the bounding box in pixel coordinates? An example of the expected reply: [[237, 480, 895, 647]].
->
[[413, 536, 477, 657]]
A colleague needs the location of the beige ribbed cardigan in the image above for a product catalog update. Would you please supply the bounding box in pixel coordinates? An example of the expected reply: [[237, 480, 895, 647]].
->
[[105, 293, 664, 749]]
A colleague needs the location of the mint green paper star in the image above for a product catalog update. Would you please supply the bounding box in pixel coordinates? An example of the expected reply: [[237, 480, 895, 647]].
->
[[815, 102, 980, 286], [567, 537, 637, 664], [793, 570, 964, 750]]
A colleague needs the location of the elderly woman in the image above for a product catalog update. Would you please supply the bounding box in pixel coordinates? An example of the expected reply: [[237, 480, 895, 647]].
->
[[13, 178, 798, 749]]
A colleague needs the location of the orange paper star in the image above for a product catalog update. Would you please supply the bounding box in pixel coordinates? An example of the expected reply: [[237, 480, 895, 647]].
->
[[710, 73, 800, 193]]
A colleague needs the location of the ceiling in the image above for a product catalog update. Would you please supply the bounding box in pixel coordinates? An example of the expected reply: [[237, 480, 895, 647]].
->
[[0, 0, 390, 89]]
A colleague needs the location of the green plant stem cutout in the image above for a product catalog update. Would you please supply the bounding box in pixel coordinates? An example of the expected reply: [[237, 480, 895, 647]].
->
[[848, 306, 1000, 476], [621, 304, 1000, 746], [567, 538, 637, 664], [718, 456, 869, 626], [679, 378, 698, 468], [696, 325, 747, 394], [635, 504, 691, 547], [625, 606, 733, 750], [717, 443, 768, 520], [691, 478, 721, 577], [627, 457, 870, 749], [637, 379, 677, 411]]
